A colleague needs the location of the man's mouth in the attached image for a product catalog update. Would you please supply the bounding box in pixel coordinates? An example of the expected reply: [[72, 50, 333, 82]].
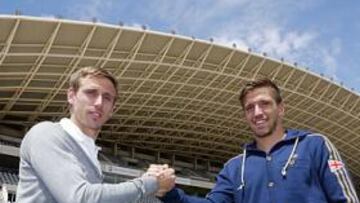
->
[[255, 119, 266, 124], [90, 111, 102, 119], [254, 119, 267, 128]]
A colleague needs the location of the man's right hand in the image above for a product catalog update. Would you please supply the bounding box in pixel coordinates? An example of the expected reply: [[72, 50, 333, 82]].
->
[[145, 164, 176, 197]]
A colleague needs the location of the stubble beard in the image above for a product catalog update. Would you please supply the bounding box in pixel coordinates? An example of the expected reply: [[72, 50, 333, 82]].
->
[[253, 118, 278, 138]]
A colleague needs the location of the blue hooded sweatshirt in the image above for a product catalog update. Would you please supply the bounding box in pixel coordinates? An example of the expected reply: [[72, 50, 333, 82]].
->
[[162, 129, 359, 203]]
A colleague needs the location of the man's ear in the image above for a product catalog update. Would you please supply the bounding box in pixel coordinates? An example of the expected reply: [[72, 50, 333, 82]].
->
[[278, 102, 285, 117], [67, 88, 76, 105], [109, 105, 116, 117]]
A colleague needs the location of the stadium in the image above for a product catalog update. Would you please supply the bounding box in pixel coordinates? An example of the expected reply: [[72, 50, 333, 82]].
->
[[0, 15, 359, 201]]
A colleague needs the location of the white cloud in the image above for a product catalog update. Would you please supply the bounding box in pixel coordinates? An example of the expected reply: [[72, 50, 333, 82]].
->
[[128, 23, 149, 30], [318, 38, 342, 80], [67, 0, 113, 22], [251, 27, 316, 59], [193, 1, 342, 81], [211, 18, 318, 67], [213, 36, 249, 51]]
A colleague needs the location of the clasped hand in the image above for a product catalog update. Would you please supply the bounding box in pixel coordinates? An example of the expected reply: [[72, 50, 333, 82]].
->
[[144, 164, 176, 197]]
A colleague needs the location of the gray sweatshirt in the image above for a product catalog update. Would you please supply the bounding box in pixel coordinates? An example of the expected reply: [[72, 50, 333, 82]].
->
[[16, 121, 161, 203]]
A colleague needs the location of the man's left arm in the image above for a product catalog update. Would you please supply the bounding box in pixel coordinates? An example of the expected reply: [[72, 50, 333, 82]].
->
[[314, 135, 359, 203]]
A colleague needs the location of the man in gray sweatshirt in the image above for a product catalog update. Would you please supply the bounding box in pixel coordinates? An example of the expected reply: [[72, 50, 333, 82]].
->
[[16, 66, 175, 203]]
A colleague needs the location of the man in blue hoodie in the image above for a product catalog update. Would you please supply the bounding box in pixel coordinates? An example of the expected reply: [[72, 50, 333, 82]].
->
[[156, 78, 359, 203]]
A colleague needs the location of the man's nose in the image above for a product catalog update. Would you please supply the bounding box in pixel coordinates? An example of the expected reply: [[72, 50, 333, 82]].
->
[[94, 94, 103, 106], [254, 104, 264, 116]]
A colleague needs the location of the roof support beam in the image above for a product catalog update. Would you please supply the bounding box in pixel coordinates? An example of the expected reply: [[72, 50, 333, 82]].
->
[[95, 28, 123, 69], [35, 23, 99, 121], [0, 18, 20, 65], [0, 21, 62, 120]]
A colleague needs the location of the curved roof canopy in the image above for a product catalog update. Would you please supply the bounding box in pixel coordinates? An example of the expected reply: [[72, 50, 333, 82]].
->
[[0, 15, 359, 191]]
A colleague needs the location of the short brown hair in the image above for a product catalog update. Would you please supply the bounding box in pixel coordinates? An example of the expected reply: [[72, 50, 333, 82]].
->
[[69, 66, 118, 96], [239, 78, 282, 108]]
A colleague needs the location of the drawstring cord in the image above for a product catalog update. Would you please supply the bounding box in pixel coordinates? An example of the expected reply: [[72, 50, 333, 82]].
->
[[237, 148, 247, 190], [281, 137, 299, 177], [238, 135, 300, 190]]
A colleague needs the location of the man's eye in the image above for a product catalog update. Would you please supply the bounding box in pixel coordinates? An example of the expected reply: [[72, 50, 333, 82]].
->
[[103, 93, 115, 102], [104, 95, 113, 101], [85, 89, 97, 96], [259, 101, 271, 107], [245, 105, 254, 112]]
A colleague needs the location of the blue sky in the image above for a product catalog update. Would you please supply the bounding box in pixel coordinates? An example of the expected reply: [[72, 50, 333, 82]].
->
[[1, 0, 360, 93]]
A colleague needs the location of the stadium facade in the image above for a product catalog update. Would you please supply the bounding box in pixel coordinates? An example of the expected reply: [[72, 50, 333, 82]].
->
[[0, 15, 359, 200]]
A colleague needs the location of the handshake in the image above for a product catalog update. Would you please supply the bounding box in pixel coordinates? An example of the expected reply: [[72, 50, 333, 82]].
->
[[143, 164, 176, 197]]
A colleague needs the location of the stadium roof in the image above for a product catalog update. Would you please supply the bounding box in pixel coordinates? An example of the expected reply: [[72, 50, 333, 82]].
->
[[0, 15, 359, 191]]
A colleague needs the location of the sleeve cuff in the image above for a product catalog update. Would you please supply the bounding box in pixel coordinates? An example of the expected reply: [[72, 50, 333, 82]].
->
[[160, 187, 182, 202], [135, 176, 159, 196]]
